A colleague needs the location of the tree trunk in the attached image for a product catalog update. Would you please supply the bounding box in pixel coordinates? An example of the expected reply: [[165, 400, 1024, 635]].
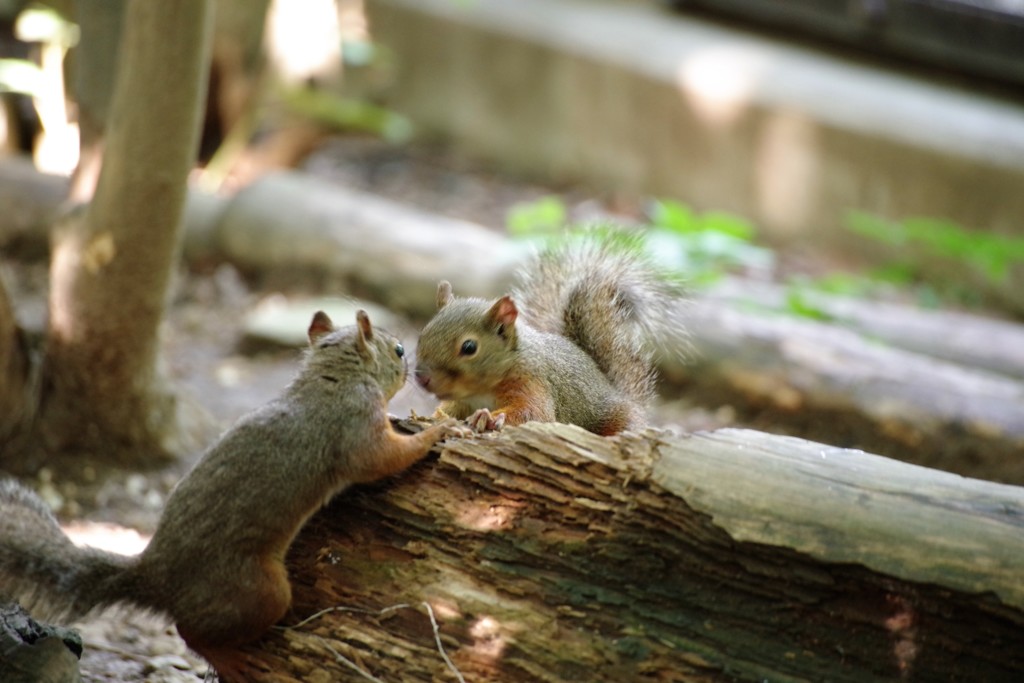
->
[[70, 0, 126, 203], [216, 423, 1024, 682], [30, 0, 213, 466]]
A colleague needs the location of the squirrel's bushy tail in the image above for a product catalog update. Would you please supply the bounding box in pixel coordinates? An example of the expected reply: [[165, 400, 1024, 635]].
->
[[0, 479, 138, 622], [514, 234, 686, 407]]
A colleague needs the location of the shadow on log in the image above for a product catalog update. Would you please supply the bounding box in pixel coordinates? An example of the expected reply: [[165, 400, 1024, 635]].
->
[[218, 423, 1023, 682]]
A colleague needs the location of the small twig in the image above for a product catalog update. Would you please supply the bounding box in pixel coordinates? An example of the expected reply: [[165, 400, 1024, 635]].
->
[[281, 602, 415, 631], [283, 605, 364, 630], [323, 643, 386, 683], [283, 601, 466, 681], [421, 601, 466, 683]]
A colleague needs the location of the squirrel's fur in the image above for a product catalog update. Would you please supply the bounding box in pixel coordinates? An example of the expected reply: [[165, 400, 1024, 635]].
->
[[0, 310, 461, 676], [415, 235, 685, 434]]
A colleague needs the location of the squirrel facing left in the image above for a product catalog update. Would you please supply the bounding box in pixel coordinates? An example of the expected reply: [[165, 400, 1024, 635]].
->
[[0, 310, 463, 677], [415, 236, 685, 436]]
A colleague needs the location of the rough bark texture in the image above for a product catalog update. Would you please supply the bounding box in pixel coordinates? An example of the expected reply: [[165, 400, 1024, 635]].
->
[[28, 0, 213, 466], [0, 602, 82, 683], [215, 423, 1024, 682]]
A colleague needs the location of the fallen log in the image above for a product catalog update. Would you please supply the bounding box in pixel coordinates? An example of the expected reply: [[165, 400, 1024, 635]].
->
[[704, 277, 1024, 381], [0, 160, 519, 313], [213, 423, 1024, 682], [3, 159, 1023, 483], [670, 299, 1024, 485]]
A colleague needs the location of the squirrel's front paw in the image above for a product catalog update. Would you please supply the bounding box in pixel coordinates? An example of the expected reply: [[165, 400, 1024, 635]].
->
[[468, 408, 506, 433], [438, 418, 474, 440]]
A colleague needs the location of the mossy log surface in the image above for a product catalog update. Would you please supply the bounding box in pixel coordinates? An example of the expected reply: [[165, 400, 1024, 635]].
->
[[215, 423, 1024, 682]]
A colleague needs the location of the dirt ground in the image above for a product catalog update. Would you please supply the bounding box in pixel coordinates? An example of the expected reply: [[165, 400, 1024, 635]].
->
[[3, 135, 733, 682]]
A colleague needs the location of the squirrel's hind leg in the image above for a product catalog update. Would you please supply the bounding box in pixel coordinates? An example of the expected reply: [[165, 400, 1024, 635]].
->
[[175, 554, 291, 660]]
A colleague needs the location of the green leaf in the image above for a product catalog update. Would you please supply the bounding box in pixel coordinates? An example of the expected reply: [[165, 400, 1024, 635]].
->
[[845, 211, 905, 245], [866, 263, 915, 285], [784, 288, 833, 322], [506, 196, 567, 236], [647, 199, 697, 234], [698, 211, 756, 240], [281, 87, 413, 142], [810, 273, 870, 297], [902, 217, 971, 257], [970, 240, 1010, 282]]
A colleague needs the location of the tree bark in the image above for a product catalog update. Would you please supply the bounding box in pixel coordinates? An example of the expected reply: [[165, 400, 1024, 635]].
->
[[217, 423, 1024, 682], [71, 0, 126, 203], [0, 602, 82, 683], [33, 0, 213, 465]]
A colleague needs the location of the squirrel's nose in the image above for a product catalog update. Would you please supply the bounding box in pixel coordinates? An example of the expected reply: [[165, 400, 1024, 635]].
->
[[414, 370, 431, 390]]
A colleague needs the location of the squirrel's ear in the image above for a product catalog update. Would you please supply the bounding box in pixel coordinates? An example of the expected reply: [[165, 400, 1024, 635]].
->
[[487, 295, 519, 331], [355, 309, 374, 354], [437, 281, 454, 309], [308, 311, 334, 345]]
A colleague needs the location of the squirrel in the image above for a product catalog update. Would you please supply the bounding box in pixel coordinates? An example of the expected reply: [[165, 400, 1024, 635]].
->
[[0, 309, 464, 678], [414, 234, 684, 435]]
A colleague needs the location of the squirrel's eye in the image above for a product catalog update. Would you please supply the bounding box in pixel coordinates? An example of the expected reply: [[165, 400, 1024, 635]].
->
[[460, 339, 478, 356], [394, 343, 405, 358]]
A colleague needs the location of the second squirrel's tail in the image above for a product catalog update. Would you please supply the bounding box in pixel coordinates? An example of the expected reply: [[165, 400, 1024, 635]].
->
[[0, 479, 140, 623], [513, 233, 686, 408]]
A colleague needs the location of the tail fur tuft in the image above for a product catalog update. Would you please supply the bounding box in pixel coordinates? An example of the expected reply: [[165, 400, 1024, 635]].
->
[[513, 232, 687, 408], [0, 479, 137, 623]]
